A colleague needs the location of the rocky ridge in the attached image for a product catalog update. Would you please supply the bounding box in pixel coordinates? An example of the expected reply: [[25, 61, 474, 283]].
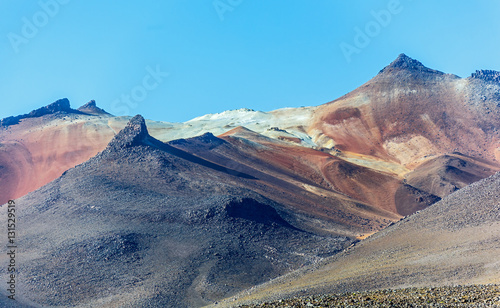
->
[[0, 98, 76, 126], [470, 70, 500, 83], [77, 100, 112, 116], [0, 98, 111, 127], [378, 53, 445, 76], [104, 114, 150, 150]]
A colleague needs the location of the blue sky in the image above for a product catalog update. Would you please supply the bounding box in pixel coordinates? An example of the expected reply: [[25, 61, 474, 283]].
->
[[1, 0, 499, 122]]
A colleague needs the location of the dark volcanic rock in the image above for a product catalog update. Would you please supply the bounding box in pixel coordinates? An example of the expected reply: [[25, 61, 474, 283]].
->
[[105, 114, 149, 150], [77, 100, 112, 116], [224, 197, 298, 229], [470, 69, 500, 83], [0, 98, 81, 127], [28, 98, 73, 116], [169, 132, 227, 151], [378, 53, 444, 76]]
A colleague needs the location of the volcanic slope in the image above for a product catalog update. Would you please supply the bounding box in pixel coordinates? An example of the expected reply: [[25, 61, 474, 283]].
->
[[213, 171, 500, 307], [0, 115, 390, 307]]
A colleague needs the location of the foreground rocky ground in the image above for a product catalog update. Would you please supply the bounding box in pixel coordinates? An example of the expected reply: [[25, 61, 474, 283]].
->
[[236, 285, 500, 307]]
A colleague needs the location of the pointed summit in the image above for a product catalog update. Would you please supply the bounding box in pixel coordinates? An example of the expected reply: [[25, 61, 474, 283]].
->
[[378, 53, 444, 75], [387, 53, 425, 69], [106, 115, 150, 150], [77, 100, 112, 116], [28, 98, 74, 117]]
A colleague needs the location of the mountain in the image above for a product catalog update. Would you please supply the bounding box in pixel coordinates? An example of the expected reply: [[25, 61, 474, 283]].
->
[[0, 54, 499, 306], [213, 171, 500, 307], [0, 116, 361, 307], [310, 54, 500, 164]]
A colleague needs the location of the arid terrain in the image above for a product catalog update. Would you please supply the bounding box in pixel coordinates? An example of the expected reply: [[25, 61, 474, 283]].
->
[[237, 285, 500, 307], [0, 54, 499, 307], [211, 171, 500, 307]]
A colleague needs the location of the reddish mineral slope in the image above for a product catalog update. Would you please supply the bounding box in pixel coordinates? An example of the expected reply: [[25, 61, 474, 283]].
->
[[0, 100, 127, 205], [309, 54, 500, 166], [217, 127, 437, 218], [170, 127, 400, 237]]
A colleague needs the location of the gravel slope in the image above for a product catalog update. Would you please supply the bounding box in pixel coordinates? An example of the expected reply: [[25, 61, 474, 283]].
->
[[236, 285, 500, 307]]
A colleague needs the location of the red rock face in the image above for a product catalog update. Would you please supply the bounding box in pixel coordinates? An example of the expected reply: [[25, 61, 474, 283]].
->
[[0, 115, 125, 205]]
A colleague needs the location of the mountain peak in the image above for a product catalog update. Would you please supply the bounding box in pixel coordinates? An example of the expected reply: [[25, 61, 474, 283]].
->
[[78, 100, 97, 109], [77, 100, 112, 116], [106, 115, 150, 150], [378, 53, 443, 75], [1, 98, 76, 127], [28, 98, 73, 116], [390, 53, 423, 68]]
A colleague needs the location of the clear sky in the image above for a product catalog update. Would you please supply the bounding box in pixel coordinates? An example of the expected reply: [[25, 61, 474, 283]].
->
[[1, 0, 499, 122]]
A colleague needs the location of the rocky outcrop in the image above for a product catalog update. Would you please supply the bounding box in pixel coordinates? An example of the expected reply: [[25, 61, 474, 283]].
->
[[378, 53, 444, 75], [28, 98, 73, 116], [77, 100, 112, 116], [105, 115, 149, 150], [0, 98, 79, 127], [470, 69, 500, 83]]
